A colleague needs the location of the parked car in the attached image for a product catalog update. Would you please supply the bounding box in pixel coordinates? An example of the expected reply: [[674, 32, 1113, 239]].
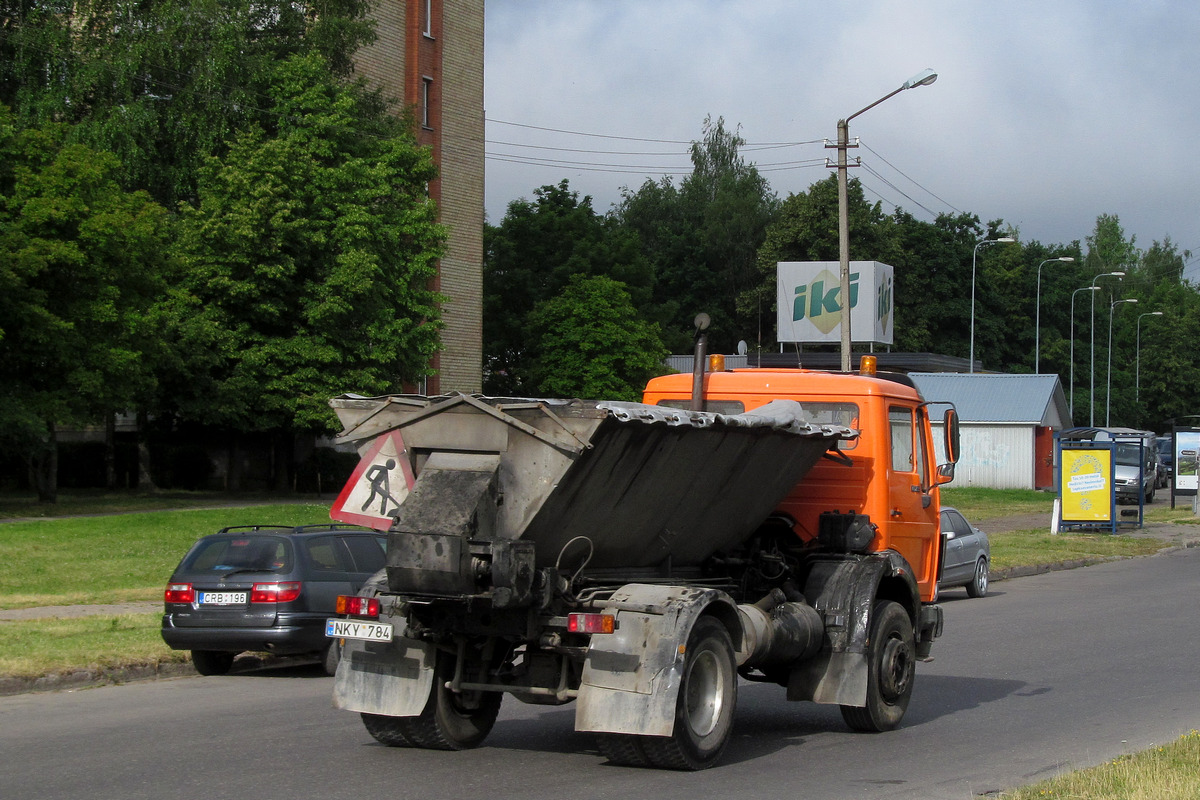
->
[[1156, 436, 1173, 487], [1112, 439, 1156, 504], [161, 524, 387, 676], [939, 506, 990, 598]]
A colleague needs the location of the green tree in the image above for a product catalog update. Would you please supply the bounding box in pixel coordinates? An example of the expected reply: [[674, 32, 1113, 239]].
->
[[0, 106, 172, 501], [618, 116, 779, 353], [166, 54, 444, 476], [527, 275, 667, 401], [1, 0, 377, 208], [483, 180, 653, 395]]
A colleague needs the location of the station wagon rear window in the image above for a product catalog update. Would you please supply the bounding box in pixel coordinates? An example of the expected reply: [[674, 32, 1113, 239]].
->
[[183, 536, 293, 574]]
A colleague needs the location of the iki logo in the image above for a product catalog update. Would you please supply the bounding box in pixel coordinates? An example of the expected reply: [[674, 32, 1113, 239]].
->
[[793, 269, 858, 335]]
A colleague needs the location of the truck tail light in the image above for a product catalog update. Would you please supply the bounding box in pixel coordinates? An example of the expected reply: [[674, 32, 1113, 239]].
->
[[164, 583, 194, 604], [567, 613, 615, 634], [251, 581, 302, 603], [336, 595, 380, 618]]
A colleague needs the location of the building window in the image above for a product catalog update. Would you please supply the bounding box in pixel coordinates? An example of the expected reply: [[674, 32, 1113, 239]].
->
[[421, 77, 433, 129], [422, 0, 433, 37]]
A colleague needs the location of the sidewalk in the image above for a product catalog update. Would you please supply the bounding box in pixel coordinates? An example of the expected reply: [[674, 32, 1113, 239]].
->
[[0, 602, 161, 622]]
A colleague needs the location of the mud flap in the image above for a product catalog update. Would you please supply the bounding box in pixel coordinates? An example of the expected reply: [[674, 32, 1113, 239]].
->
[[574, 584, 739, 736], [787, 553, 918, 706], [332, 634, 436, 717]]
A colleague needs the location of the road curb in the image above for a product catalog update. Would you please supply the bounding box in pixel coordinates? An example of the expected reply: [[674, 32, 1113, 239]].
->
[[0, 652, 317, 697], [0, 660, 196, 697]]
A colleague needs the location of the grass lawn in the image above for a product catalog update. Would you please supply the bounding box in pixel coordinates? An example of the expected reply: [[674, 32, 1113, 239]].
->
[[998, 730, 1200, 800], [0, 502, 332, 608], [0, 614, 187, 679], [940, 487, 1055, 520]]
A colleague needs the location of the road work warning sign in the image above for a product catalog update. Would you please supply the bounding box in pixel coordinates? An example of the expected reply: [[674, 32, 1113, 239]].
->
[[330, 430, 416, 530]]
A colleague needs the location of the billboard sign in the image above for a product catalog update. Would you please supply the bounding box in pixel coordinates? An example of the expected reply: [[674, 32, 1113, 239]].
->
[[776, 261, 894, 344], [1057, 441, 1116, 532]]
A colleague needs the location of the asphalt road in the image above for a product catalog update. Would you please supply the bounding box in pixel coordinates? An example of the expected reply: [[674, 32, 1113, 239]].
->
[[3, 546, 1198, 800]]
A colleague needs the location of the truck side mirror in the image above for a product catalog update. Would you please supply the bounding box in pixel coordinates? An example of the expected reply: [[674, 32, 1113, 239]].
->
[[943, 408, 960, 465], [931, 408, 959, 488]]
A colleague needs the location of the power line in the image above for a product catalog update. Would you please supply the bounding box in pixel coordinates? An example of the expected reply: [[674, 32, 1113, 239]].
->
[[859, 139, 960, 213]]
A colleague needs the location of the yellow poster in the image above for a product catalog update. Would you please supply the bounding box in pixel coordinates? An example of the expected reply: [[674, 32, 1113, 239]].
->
[[1060, 448, 1112, 522]]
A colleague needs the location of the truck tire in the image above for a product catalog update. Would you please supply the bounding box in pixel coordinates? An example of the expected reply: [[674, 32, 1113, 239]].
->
[[382, 650, 502, 751], [966, 557, 989, 598], [360, 713, 416, 747], [840, 601, 915, 732], [191, 650, 234, 676], [640, 616, 737, 770], [596, 734, 649, 767]]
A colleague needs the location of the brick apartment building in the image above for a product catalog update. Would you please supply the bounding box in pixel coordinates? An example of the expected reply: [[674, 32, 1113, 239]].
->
[[354, 0, 485, 394]]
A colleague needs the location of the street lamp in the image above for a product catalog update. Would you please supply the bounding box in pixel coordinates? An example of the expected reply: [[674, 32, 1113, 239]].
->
[[1107, 298, 1137, 426], [1136, 311, 1164, 410], [833, 68, 937, 371], [1035, 256, 1075, 373], [1089, 271, 1124, 426], [1069, 285, 1100, 422], [969, 236, 1016, 373]]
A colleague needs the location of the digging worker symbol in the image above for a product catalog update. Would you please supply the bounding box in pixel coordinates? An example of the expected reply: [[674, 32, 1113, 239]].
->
[[362, 458, 401, 516]]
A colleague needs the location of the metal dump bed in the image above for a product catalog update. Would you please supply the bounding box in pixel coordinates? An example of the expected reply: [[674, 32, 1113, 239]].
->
[[331, 393, 854, 572]]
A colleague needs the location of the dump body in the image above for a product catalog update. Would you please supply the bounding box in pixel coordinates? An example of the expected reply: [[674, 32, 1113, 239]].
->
[[330, 393, 854, 573]]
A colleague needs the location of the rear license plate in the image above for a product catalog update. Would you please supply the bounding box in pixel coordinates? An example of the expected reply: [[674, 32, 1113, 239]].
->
[[326, 618, 393, 642], [198, 591, 247, 605]]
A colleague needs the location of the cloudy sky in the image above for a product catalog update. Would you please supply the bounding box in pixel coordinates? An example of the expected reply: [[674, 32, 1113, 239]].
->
[[484, 1, 1200, 277]]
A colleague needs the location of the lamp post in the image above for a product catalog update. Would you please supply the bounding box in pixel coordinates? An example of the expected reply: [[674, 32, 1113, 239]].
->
[[1107, 298, 1137, 426], [833, 68, 937, 372], [969, 236, 1016, 373], [1035, 256, 1074, 373], [1136, 311, 1164, 410], [1069, 285, 1100, 422], [1089, 271, 1124, 426]]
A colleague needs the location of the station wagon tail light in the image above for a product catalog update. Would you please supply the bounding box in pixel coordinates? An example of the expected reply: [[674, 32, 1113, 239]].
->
[[251, 581, 302, 603], [336, 595, 380, 618], [567, 613, 615, 634], [164, 583, 194, 604]]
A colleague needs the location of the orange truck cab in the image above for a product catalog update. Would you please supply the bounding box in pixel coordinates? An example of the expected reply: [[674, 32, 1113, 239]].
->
[[643, 359, 958, 606]]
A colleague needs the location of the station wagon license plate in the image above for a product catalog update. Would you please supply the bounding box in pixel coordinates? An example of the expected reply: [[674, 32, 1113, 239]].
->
[[198, 591, 247, 605], [326, 618, 393, 642]]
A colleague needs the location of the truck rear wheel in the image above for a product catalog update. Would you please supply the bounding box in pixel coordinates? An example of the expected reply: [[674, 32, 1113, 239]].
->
[[840, 600, 915, 732], [641, 616, 737, 770], [360, 650, 502, 750]]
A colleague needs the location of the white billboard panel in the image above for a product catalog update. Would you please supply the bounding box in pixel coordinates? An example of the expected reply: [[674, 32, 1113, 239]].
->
[[776, 261, 894, 345]]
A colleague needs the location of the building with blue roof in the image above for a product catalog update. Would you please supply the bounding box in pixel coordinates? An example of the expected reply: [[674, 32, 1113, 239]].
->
[[910, 373, 1070, 490]]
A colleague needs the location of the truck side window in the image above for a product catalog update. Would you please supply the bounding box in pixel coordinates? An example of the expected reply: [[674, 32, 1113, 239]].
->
[[889, 407, 915, 473]]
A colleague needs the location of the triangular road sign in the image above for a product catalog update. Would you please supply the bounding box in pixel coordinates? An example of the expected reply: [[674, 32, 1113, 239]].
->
[[330, 430, 416, 530]]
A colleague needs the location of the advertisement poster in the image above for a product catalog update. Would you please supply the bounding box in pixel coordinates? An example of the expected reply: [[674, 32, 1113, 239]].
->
[[1060, 447, 1113, 523], [776, 261, 894, 345], [1175, 430, 1200, 491]]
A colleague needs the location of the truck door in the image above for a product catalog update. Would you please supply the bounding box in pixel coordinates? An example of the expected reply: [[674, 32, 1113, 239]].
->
[[887, 406, 938, 597]]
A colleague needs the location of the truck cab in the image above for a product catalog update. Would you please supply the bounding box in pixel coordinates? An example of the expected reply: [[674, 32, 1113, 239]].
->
[[642, 358, 956, 604]]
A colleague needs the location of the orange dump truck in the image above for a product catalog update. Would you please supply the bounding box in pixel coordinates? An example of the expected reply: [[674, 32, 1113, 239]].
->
[[325, 355, 959, 769]]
